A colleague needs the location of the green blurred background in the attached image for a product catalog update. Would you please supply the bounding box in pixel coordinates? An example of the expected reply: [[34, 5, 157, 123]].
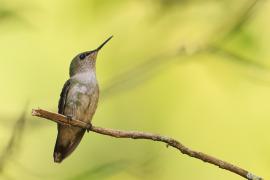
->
[[0, 0, 269, 179]]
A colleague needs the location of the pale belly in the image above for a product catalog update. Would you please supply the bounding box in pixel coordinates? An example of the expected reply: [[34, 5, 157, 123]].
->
[[64, 82, 99, 123]]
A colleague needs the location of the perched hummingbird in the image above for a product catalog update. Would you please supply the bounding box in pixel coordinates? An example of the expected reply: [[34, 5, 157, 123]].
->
[[53, 36, 112, 163]]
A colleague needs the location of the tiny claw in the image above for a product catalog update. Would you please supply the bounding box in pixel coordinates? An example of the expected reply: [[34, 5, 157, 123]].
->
[[87, 123, 92, 133], [66, 115, 72, 127]]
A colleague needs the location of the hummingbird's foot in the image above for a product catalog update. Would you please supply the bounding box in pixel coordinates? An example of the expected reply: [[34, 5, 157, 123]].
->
[[66, 115, 73, 127], [87, 123, 92, 133]]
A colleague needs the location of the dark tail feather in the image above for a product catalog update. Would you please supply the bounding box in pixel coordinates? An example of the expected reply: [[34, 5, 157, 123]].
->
[[53, 127, 86, 163]]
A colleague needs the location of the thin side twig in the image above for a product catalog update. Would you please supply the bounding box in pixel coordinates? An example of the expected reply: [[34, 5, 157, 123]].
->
[[31, 108, 263, 180]]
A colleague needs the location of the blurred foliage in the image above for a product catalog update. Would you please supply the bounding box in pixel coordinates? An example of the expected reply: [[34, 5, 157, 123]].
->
[[66, 161, 128, 180], [0, 107, 26, 172], [0, 0, 269, 179], [0, 7, 15, 21], [0, 2, 29, 27]]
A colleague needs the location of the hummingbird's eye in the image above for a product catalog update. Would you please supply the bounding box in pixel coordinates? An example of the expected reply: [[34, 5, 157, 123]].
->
[[79, 54, 86, 60]]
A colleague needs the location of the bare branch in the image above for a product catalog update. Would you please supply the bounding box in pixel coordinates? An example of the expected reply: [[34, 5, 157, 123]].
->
[[32, 108, 262, 180]]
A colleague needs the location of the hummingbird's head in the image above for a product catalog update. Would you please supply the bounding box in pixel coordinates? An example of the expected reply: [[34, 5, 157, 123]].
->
[[69, 36, 112, 77]]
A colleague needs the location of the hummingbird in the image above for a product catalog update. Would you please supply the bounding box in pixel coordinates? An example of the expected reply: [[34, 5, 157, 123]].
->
[[53, 36, 112, 163]]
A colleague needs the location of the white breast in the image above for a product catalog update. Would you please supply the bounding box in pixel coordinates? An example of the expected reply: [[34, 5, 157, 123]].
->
[[72, 71, 97, 84]]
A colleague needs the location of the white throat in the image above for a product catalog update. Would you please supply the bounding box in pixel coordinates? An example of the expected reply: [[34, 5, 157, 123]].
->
[[72, 71, 97, 84]]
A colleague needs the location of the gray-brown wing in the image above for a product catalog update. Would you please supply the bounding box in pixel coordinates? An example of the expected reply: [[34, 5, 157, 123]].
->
[[58, 79, 71, 114]]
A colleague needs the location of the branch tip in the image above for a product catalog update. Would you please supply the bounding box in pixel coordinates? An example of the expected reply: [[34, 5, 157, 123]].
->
[[247, 172, 263, 180], [31, 109, 40, 116]]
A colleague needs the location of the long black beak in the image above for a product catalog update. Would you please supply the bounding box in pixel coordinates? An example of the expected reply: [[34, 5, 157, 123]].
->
[[95, 36, 113, 52]]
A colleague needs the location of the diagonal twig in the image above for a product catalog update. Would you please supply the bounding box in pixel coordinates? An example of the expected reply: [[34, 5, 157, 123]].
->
[[101, 0, 265, 99], [207, 45, 269, 70], [0, 106, 27, 172], [32, 108, 263, 180], [218, 0, 262, 41], [101, 49, 188, 98]]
